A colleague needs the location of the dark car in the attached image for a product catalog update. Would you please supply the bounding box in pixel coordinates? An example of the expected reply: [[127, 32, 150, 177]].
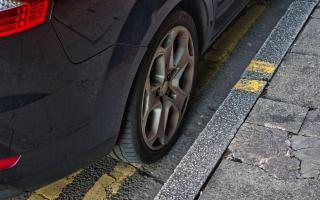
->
[[0, 0, 249, 198]]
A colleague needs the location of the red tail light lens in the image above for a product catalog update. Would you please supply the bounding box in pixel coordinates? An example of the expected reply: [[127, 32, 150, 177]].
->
[[0, 0, 49, 37], [0, 155, 21, 170]]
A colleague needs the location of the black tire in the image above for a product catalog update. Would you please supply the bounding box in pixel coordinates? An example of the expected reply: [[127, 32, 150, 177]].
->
[[111, 9, 199, 163]]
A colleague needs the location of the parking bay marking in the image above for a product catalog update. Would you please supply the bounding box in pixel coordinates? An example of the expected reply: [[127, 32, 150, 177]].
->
[[27, 170, 82, 200], [83, 163, 141, 200]]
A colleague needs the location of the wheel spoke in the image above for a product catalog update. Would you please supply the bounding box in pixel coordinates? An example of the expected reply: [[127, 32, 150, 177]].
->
[[144, 98, 171, 147], [159, 96, 174, 144], [162, 96, 181, 138], [149, 54, 166, 87], [172, 64, 193, 93], [156, 100, 170, 145], [171, 65, 187, 89], [176, 49, 194, 69], [146, 128, 159, 146], [160, 30, 179, 71], [143, 78, 161, 119], [142, 98, 162, 145], [168, 84, 188, 114], [174, 33, 194, 68]]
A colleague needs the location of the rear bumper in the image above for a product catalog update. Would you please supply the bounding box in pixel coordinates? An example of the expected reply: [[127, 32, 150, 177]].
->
[[0, 131, 117, 199], [0, 80, 120, 196]]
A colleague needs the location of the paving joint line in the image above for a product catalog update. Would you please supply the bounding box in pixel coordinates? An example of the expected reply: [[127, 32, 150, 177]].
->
[[155, 0, 319, 199]]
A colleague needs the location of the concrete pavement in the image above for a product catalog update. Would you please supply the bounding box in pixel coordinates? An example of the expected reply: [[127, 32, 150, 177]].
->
[[199, 2, 320, 200]]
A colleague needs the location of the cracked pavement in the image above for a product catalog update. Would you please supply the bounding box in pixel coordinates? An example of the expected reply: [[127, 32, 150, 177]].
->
[[199, 3, 320, 199]]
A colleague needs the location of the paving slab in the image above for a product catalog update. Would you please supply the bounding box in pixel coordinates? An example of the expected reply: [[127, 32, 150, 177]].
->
[[291, 18, 320, 56], [312, 5, 320, 18], [266, 54, 320, 108], [228, 123, 299, 179], [246, 98, 308, 133], [300, 109, 320, 138], [290, 135, 320, 179], [199, 160, 320, 200], [274, 53, 320, 76]]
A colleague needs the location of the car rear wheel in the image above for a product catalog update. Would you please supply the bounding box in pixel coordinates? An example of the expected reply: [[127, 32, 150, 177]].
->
[[111, 10, 199, 163]]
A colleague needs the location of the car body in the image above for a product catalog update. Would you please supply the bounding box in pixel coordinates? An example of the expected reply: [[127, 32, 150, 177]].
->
[[0, 0, 248, 198]]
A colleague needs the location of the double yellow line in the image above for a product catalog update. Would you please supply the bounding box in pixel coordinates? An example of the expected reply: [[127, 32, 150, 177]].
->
[[83, 163, 140, 200], [27, 163, 141, 200], [234, 60, 275, 93], [28, 171, 82, 200]]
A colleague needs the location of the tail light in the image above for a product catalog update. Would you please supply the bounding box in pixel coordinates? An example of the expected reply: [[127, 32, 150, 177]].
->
[[0, 155, 21, 170], [0, 0, 49, 37]]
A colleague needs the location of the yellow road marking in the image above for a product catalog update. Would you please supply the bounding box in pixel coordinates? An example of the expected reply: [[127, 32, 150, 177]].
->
[[83, 174, 115, 200], [233, 79, 266, 93], [28, 171, 81, 200], [83, 163, 141, 200], [198, 3, 266, 91], [109, 163, 141, 194], [246, 60, 276, 74]]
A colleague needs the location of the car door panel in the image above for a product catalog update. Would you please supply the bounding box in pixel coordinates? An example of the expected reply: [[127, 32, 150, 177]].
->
[[211, 0, 249, 41]]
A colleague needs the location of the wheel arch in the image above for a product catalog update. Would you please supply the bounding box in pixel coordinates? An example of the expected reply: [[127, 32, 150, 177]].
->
[[115, 0, 211, 53], [178, 0, 212, 54]]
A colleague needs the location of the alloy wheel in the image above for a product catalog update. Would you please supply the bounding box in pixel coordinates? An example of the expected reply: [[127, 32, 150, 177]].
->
[[141, 26, 195, 150]]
